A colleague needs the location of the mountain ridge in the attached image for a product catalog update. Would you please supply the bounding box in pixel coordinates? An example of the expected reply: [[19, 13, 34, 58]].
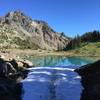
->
[[0, 10, 69, 50]]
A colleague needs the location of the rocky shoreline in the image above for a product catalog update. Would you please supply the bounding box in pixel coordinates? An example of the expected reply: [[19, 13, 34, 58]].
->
[[75, 60, 100, 100], [0, 57, 33, 100]]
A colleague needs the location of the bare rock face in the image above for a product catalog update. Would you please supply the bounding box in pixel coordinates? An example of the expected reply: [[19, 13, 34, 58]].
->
[[75, 60, 100, 100], [0, 11, 69, 50]]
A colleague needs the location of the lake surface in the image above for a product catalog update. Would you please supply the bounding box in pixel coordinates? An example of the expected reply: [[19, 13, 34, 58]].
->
[[22, 56, 94, 100]]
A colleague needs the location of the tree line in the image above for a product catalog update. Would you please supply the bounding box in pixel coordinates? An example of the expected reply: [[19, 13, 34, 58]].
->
[[65, 30, 100, 50]]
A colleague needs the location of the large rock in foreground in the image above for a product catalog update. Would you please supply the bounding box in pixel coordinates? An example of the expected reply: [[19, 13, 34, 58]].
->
[[75, 60, 100, 100], [0, 57, 32, 100]]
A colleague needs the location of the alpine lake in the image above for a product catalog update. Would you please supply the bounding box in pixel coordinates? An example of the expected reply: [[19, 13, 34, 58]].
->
[[20, 56, 97, 100]]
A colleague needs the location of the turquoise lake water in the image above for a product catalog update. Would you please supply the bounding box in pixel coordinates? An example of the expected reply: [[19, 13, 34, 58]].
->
[[22, 56, 95, 100], [25, 56, 94, 67]]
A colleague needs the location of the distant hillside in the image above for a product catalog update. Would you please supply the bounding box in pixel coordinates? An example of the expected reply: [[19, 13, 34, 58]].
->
[[66, 30, 100, 50], [0, 11, 69, 50], [70, 42, 100, 56], [65, 31, 100, 56]]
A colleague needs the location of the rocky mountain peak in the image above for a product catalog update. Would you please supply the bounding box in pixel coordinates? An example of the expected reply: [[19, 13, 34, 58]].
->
[[3, 10, 32, 25], [0, 11, 70, 50]]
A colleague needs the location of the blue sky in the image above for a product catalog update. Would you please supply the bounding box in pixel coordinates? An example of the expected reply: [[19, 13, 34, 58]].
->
[[0, 0, 100, 37]]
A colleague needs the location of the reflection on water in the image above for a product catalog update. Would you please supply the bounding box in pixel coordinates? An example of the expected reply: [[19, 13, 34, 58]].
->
[[25, 56, 94, 67], [22, 66, 82, 100], [22, 56, 94, 100]]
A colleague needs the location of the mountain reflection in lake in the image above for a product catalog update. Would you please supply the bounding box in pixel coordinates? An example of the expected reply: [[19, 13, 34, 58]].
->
[[25, 56, 93, 67], [22, 56, 94, 100]]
